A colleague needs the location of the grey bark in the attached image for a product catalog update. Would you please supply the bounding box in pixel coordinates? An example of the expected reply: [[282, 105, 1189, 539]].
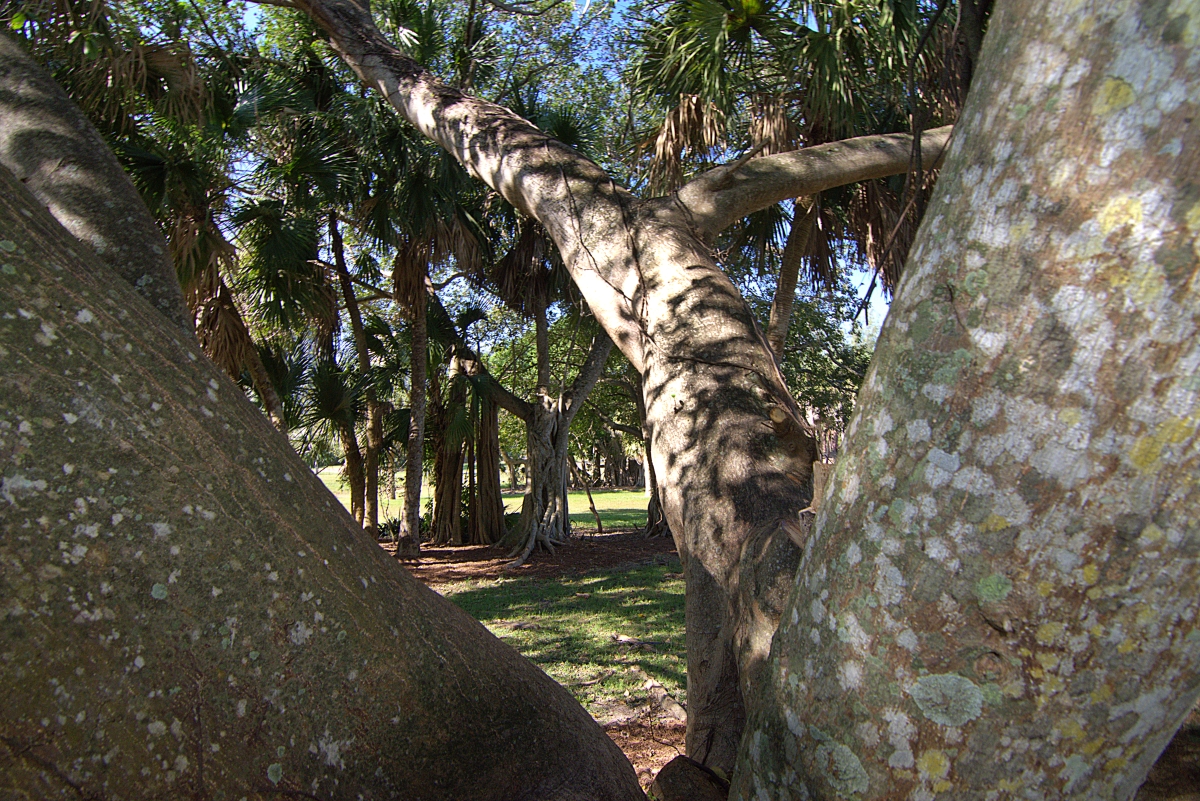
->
[[0, 32, 189, 331], [295, 0, 953, 774], [734, 2, 1200, 798], [0, 163, 642, 799]]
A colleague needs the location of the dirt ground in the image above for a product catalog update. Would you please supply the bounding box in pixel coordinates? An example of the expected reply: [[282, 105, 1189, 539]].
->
[[388, 529, 685, 789], [388, 531, 1200, 797]]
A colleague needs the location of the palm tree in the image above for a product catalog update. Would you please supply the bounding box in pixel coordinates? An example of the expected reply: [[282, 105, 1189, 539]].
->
[[628, 0, 972, 356]]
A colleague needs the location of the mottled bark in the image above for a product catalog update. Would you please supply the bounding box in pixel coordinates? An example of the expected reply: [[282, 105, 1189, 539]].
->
[[0, 32, 189, 331], [735, 3, 1200, 798], [331, 213, 382, 537], [0, 164, 642, 800], [296, 0, 950, 772]]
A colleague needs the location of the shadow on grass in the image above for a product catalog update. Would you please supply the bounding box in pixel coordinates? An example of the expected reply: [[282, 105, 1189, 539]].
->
[[443, 562, 686, 708]]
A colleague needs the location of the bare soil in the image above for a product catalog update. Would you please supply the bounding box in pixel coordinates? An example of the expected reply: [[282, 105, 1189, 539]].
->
[[387, 531, 1200, 798], [387, 529, 685, 790]]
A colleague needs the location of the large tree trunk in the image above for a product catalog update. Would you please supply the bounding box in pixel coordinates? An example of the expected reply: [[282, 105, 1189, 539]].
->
[[0, 33, 189, 331], [331, 212, 382, 538], [506, 331, 614, 567], [473, 394, 507, 544], [0, 163, 642, 800], [431, 360, 467, 547], [298, 0, 949, 772], [733, 2, 1200, 798]]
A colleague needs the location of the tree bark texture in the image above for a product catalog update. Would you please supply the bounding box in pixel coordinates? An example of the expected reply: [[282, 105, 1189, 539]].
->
[[431, 359, 467, 547], [473, 394, 507, 544], [0, 33, 190, 332], [0, 164, 642, 800], [332, 213, 382, 537], [296, 0, 951, 773], [734, 3, 1200, 798]]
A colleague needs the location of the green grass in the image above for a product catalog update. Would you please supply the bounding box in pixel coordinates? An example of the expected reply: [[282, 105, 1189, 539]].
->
[[503, 488, 649, 531], [442, 561, 686, 714], [315, 467, 649, 532]]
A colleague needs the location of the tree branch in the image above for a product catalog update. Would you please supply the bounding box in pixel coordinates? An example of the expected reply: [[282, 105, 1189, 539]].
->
[[670, 126, 954, 238], [584, 399, 641, 437]]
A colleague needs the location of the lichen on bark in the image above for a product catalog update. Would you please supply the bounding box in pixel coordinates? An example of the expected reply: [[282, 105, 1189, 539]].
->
[[735, 2, 1200, 799]]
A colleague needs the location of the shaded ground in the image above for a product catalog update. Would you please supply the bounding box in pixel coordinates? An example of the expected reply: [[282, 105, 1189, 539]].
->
[[387, 530, 1200, 797], [387, 529, 685, 790], [394, 529, 676, 589]]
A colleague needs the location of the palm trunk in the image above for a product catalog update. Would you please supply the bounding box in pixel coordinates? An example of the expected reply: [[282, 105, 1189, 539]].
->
[[336, 418, 366, 526], [242, 328, 289, 435], [765, 197, 817, 358], [331, 213, 381, 537], [400, 290, 427, 551]]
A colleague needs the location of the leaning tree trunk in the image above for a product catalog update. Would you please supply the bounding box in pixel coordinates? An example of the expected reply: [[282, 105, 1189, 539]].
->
[[0, 162, 643, 800], [298, 0, 951, 774], [734, 2, 1200, 798]]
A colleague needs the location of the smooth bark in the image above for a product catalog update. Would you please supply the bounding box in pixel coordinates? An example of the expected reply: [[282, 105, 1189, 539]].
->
[[734, 3, 1200, 797], [0, 163, 642, 800]]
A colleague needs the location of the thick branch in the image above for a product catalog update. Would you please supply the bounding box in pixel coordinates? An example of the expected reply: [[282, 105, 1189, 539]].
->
[[561, 329, 614, 421], [673, 126, 954, 237]]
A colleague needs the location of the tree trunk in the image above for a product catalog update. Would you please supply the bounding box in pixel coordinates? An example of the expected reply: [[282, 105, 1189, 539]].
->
[[0, 163, 643, 800], [297, 0, 950, 772], [734, 3, 1200, 798], [400, 289, 427, 552], [506, 331, 614, 567], [431, 365, 467, 547], [765, 197, 816, 358], [474, 394, 506, 544], [336, 417, 366, 526], [331, 212, 382, 538], [0, 33, 189, 331]]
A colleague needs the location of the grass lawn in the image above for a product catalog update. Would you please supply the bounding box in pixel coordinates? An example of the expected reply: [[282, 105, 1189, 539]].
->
[[315, 467, 649, 531], [441, 561, 686, 715], [502, 487, 649, 531]]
